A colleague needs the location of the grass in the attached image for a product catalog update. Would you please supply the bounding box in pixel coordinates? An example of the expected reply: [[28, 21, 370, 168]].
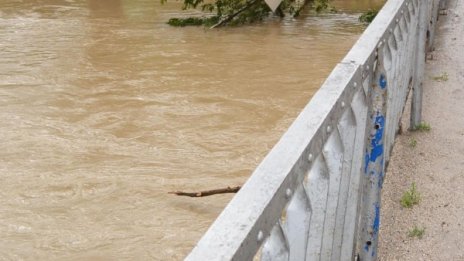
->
[[409, 138, 417, 148], [408, 225, 425, 239], [432, 72, 449, 82], [400, 182, 421, 208], [414, 122, 431, 132]]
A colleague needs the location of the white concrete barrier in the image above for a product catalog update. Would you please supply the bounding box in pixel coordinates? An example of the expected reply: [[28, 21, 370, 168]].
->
[[185, 0, 441, 260]]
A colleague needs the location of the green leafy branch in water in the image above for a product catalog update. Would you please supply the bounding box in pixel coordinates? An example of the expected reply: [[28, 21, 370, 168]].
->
[[167, 16, 220, 27], [312, 0, 336, 13], [163, 0, 334, 27], [359, 9, 378, 24]]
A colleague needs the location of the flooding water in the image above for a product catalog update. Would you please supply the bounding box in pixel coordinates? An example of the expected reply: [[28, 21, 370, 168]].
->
[[0, 0, 383, 260]]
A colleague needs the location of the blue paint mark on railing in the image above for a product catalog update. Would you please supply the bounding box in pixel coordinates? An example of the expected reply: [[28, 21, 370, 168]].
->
[[364, 243, 369, 252], [378, 159, 385, 188], [363, 203, 381, 254], [373, 203, 380, 234], [379, 74, 387, 89], [371, 203, 381, 257], [369, 114, 385, 164], [364, 153, 370, 173], [364, 114, 386, 174]]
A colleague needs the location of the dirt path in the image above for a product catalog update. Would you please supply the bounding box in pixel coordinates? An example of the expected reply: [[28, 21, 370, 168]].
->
[[378, 0, 464, 260]]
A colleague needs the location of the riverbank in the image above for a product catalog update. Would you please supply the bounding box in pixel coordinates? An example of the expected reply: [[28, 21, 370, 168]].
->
[[379, 0, 464, 259]]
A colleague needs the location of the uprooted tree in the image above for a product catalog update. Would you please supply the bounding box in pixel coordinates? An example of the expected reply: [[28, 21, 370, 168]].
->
[[162, 0, 334, 27]]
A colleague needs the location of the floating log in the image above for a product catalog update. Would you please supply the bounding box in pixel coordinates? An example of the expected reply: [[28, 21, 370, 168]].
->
[[169, 186, 241, 197]]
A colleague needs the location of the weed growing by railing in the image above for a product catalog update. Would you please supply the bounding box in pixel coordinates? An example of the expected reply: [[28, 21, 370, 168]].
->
[[432, 72, 449, 82], [400, 183, 421, 208], [414, 122, 431, 132], [408, 225, 425, 239]]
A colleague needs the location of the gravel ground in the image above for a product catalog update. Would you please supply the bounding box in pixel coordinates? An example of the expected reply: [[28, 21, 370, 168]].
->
[[378, 0, 464, 260]]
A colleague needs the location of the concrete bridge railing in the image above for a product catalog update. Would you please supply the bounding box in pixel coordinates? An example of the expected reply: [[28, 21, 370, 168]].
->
[[186, 0, 442, 260]]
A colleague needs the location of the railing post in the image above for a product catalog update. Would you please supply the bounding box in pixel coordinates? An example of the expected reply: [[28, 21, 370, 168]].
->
[[427, 0, 441, 52], [358, 53, 387, 261], [410, 0, 428, 129]]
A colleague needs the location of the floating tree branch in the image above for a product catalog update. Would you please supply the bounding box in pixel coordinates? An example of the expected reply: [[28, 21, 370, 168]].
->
[[210, 0, 259, 28], [169, 186, 241, 197], [163, 0, 334, 27]]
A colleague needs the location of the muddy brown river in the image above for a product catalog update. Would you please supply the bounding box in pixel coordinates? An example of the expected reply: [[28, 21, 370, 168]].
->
[[0, 0, 383, 260]]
